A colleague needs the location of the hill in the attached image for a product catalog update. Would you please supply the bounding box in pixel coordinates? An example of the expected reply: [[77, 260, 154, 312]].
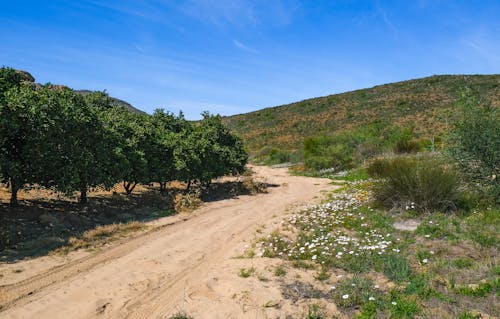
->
[[223, 75, 500, 160]]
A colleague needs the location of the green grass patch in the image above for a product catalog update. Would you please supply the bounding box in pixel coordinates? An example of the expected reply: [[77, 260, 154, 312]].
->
[[238, 267, 255, 278]]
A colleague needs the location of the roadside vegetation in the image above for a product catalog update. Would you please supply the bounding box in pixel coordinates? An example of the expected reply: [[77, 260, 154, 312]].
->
[[245, 91, 498, 318]]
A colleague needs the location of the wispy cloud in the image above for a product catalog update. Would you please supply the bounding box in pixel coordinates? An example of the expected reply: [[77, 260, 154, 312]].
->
[[375, 0, 398, 37], [179, 0, 299, 28], [78, 0, 183, 31], [233, 39, 259, 54], [461, 33, 500, 67]]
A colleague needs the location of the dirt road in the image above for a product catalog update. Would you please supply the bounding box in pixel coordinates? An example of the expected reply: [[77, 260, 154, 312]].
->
[[0, 166, 334, 319]]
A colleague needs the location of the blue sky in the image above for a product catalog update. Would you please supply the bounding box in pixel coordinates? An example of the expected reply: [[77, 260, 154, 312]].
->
[[2, 1, 500, 119]]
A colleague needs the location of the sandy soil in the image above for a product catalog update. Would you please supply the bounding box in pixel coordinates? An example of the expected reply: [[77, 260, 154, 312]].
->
[[0, 166, 337, 319]]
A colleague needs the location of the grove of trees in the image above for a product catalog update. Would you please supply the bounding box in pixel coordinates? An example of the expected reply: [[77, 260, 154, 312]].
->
[[0, 67, 247, 206]]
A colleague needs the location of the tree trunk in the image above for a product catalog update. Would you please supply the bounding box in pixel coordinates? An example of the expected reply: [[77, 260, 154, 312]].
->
[[186, 180, 191, 191], [159, 182, 167, 192], [123, 181, 137, 195], [80, 185, 87, 204], [9, 180, 18, 206]]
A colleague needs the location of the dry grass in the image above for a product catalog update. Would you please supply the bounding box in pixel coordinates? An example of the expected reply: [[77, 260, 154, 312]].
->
[[173, 190, 202, 212], [242, 176, 268, 194], [54, 221, 146, 254]]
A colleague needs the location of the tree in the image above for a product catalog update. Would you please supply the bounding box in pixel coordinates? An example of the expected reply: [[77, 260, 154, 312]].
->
[[0, 82, 44, 205], [102, 106, 148, 194], [48, 90, 122, 203], [144, 109, 188, 191], [181, 112, 247, 187]]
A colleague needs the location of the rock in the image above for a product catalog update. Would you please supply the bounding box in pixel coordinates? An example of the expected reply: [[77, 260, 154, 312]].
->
[[393, 219, 421, 231], [16, 70, 35, 82]]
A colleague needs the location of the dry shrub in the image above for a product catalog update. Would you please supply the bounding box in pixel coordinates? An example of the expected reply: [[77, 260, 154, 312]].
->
[[242, 176, 268, 194], [174, 189, 201, 212], [394, 139, 422, 154]]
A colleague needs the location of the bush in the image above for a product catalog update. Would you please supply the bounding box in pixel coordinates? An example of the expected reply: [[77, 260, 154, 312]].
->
[[303, 135, 356, 171], [267, 147, 291, 164], [367, 156, 393, 178], [371, 155, 460, 212], [169, 312, 193, 319], [449, 91, 499, 204], [394, 138, 422, 154]]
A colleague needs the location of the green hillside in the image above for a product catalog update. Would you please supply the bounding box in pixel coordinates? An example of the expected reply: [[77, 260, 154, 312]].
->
[[223, 75, 500, 160]]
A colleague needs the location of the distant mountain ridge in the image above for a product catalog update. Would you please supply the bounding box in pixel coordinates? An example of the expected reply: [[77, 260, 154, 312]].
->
[[75, 90, 145, 114], [11, 69, 144, 114], [222, 74, 500, 157]]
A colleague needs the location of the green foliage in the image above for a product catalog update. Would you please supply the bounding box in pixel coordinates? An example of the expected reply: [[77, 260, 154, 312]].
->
[[266, 147, 290, 164], [332, 275, 381, 309], [53, 91, 122, 203], [0, 66, 247, 205], [169, 312, 194, 319], [238, 267, 255, 278], [103, 106, 150, 194], [146, 109, 188, 190], [175, 112, 247, 188], [274, 265, 286, 277], [370, 155, 460, 212], [388, 291, 419, 319], [306, 304, 325, 319], [463, 209, 499, 247], [449, 90, 500, 204], [302, 124, 421, 172], [377, 253, 410, 284], [303, 134, 356, 171], [224, 75, 499, 160], [456, 280, 496, 297], [393, 127, 421, 154], [0, 82, 45, 205], [404, 273, 434, 299]]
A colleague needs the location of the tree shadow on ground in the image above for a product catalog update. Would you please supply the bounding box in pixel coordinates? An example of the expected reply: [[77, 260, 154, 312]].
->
[[200, 180, 279, 202], [0, 179, 279, 262]]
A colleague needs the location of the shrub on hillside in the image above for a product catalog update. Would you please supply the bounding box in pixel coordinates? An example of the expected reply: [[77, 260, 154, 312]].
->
[[448, 90, 499, 205], [370, 155, 460, 212], [367, 157, 392, 178], [267, 147, 291, 164], [394, 138, 422, 154], [303, 134, 357, 171]]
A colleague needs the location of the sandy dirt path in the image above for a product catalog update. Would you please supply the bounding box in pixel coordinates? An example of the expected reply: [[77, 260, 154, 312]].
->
[[0, 166, 335, 319]]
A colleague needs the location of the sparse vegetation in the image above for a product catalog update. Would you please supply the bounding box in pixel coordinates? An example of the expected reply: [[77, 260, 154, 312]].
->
[[224, 75, 500, 164], [256, 172, 498, 318], [238, 267, 255, 278], [168, 311, 194, 319], [306, 304, 325, 319]]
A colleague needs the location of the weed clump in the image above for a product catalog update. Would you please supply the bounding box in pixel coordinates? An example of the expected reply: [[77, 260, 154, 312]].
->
[[332, 275, 381, 309], [169, 312, 193, 319]]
